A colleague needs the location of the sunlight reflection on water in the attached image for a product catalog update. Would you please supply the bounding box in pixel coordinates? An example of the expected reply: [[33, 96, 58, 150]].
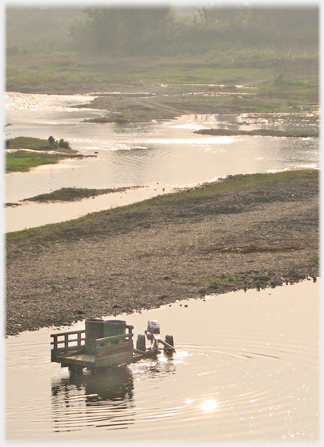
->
[[199, 399, 220, 411], [6, 279, 319, 442], [5, 94, 318, 226]]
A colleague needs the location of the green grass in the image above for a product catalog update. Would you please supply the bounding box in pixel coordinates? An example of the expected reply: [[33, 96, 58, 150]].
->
[[6, 169, 318, 243], [7, 136, 72, 151], [6, 136, 79, 172], [22, 186, 130, 202], [6, 150, 83, 173], [6, 51, 318, 97], [6, 151, 63, 173], [23, 187, 104, 202], [132, 169, 318, 205], [195, 129, 318, 138], [5, 52, 319, 120], [7, 136, 54, 151]]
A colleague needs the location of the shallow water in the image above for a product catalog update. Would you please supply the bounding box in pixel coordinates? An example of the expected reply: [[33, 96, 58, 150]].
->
[[5, 92, 319, 232], [6, 279, 319, 442]]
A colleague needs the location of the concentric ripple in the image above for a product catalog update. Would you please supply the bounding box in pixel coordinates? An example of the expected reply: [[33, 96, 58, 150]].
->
[[6, 279, 319, 442]]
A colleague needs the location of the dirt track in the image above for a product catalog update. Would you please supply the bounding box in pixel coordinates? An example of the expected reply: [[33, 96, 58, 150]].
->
[[6, 170, 319, 337]]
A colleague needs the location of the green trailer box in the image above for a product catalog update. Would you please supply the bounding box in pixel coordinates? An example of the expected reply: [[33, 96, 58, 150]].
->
[[103, 320, 126, 337], [85, 319, 126, 354]]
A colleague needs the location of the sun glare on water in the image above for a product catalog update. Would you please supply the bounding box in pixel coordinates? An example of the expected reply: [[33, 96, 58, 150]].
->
[[199, 399, 220, 411]]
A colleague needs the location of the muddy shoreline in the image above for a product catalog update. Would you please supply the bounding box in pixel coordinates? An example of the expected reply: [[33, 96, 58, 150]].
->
[[6, 170, 319, 337], [77, 83, 319, 124]]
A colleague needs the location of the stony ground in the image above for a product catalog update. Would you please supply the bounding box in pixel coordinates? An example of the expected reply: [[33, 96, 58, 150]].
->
[[6, 171, 319, 336]]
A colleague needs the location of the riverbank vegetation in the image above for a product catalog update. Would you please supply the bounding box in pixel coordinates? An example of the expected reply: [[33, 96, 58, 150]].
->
[[194, 128, 318, 138], [140, 169, 318, 204], [6, 168, 317, 243], [6, 6, 318, 118], [20, 186, 142, 203], [6, 136, 71, 151], [7, 50, 318, 99], [6, 168, 318, 335], [6, 136, 85, 173]]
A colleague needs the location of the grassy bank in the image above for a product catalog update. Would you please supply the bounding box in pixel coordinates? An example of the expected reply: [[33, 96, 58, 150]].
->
[[6, 52, 318, 119], [6, 52, 277, 93], [6, 136, 71, 151], [6, 167, 319, 335], [6, 151, 72, 173], [141, 169, 318, 204], [6, 168, 317, 244], [6, 136, 87, 172], [21, 186, 142, 203], [194, 129, 318, 138]]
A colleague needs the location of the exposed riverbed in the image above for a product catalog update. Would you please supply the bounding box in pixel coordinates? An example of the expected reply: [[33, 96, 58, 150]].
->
[[6, 169, 319, 337], [4, 89, 320, 444]]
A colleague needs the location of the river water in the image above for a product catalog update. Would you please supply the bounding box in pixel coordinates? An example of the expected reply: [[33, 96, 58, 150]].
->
[[6, 279, 319, 442], [5, 92, 319, 232], [4, 92, 320, 443]]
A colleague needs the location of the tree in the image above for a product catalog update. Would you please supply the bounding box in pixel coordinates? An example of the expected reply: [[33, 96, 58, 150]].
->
[[70, 6, 172, 56]]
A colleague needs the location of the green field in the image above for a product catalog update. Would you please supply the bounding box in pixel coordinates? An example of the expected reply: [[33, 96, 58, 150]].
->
[[6, 51, 273, 93], [6, 51, 318, 107]]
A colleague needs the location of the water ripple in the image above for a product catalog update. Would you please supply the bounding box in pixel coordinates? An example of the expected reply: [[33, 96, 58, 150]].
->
[[6, 279, 319, 442]]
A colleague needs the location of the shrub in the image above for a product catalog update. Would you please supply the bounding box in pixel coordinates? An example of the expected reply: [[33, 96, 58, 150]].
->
[[58, 138, 70, 149]]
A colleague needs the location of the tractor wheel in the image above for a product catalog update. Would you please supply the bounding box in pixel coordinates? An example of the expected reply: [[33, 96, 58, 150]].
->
[[164, 335, 174, 354], [136, 334, 146, 352]]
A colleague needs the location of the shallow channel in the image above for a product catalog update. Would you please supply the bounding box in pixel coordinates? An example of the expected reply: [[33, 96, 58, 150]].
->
[[5, 92, 319, 232], [6, 278, 319, 442]]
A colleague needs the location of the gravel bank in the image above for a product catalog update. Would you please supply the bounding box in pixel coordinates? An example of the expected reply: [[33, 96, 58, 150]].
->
[[6, 170, 319, 336]]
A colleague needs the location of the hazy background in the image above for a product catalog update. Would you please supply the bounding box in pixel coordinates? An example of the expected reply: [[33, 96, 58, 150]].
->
[[6, 4, 318, 57]]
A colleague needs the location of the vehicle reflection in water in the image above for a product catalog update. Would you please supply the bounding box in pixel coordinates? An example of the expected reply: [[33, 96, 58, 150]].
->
[[51, 354, 176, 433], [6, 280, 319, 441], [51, 365, 135, 432]]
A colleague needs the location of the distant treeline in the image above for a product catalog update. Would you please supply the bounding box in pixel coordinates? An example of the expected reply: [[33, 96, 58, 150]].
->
[[7, 5, 318, 57]]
